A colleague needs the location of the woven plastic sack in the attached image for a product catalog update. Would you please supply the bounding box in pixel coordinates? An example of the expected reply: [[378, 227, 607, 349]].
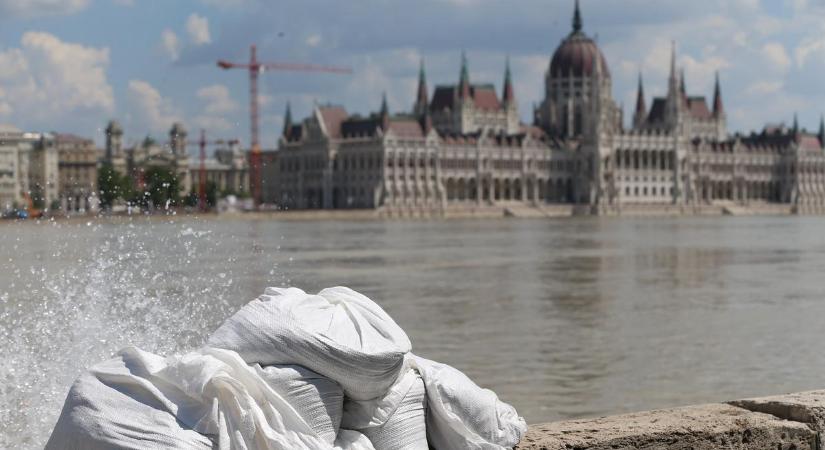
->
[[334, 430, 377, 450], [342, 369, 428, 450], [47, 346, 353, 450], [256, 364, 344, 444], [409, 354, 527, 450], [207, 286, 411, 400], [45, 352, 214, 450]]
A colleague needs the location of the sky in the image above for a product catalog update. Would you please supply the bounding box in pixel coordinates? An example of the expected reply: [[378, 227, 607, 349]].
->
[[1, 0, 825, 151]]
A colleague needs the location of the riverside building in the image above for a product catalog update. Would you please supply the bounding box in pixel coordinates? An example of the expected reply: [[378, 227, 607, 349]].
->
[[0, 125, 60, 212], [268, 1, 825, 216]]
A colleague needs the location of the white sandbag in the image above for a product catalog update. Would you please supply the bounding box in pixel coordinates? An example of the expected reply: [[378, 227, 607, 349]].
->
[[207, 286, 411, 400], [334, 430, 377, 450], [409, 354, 527, 450], [342, 370, 428, 450], [47, 346, 350, 450], [45, 357, 214, 450], [255, 364, 344, 444]]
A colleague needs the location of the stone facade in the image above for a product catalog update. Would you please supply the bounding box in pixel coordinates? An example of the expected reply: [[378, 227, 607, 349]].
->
[[0, 126, 59, 211], [188, 139, 250, 196], [267, 1, 825, 216], [56, 134, 100, 213], [103, 120, 192, 200]]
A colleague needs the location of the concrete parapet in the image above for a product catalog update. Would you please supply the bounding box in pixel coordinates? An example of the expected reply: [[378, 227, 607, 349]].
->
[[731, 390, 825, 448], [517, 403, 816, 450]]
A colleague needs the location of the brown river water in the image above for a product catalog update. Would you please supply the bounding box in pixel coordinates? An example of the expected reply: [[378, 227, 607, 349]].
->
[[2, 215, 825, 448]]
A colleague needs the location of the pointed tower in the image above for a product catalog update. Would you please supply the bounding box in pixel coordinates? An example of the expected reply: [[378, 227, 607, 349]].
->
[[414, 59, 428, 117], [502, 56, 519, 133], [668, 41, 678, 98], [712, 72, 724, 118], [380, 92, 390, 131], [282, 101, 293, 140], [633, 72, 647, 129], [502, 56, 515, 106], [819, 114, 825, 148], [572, 0, 583, 34], [665, 41, 682, 130], [793, 113, 799, 135], [459, 51, 471, 100], [712, 72, 727, 139]]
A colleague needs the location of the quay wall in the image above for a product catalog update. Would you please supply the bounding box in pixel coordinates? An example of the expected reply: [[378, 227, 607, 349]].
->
[[517, 390, 825, 450]]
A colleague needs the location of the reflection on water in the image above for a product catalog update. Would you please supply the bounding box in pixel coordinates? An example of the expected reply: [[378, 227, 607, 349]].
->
[[2, 215, 825, 448]]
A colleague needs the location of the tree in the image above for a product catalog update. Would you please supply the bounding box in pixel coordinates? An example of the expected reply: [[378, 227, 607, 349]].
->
[[98, 163, 128, 209], [142, 167, 180, 208], [205, 181, 218, 207], [184, 181, 219, 210]]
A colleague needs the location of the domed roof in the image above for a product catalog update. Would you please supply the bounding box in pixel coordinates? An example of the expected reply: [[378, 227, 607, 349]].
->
[[549, 1, 610, 79], [550, 34, 610, 78]]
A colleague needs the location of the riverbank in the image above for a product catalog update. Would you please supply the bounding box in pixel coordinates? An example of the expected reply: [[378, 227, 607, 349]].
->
[[518, 390, 825, 449], [1, 201, 811, 225]]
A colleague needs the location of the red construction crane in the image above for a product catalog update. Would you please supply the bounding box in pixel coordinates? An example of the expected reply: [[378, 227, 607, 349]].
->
[[172, 131, 226, 211], [217, 44, 352, 207]]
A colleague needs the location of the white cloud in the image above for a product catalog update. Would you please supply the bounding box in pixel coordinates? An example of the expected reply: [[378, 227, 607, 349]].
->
[[306, 34, 322, 47], [0, 0, 89, 18], [746, 80, 783, 96], [196, 84, 238, 114], [0, 31, 113, 125], [126, 80, 181, 134], [160, 29, 181, 61], [186, 14, 212, 45], [761, 42, 791, 72]]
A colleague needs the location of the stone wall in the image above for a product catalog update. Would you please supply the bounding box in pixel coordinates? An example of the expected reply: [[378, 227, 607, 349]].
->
[[518, 390, 825, 449]]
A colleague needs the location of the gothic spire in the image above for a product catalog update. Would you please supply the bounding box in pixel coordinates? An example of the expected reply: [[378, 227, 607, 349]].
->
[[819, 114, 825, 147], [502, 55, 515, 105], [634, 72, 646, 128], [380, 91, 389, 117], [415, 58, 428, 114], [380, 92, 390, 130], [668, 41, 678, 98], [793, 112, 799, 135], [572, 0, 583, 34], [459, 51, 471, 99], [713, 71, 724, 118], [282, 101, 292, 139]]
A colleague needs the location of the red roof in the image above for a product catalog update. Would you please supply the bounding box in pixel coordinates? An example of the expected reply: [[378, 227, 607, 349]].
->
[[470, 85, 501, 110], [317, 106, 348, 139], [686, 97, 712, 120], [429, 84, 502, 111], [798, 134, 822, 152], [388, 119, 424, 138]]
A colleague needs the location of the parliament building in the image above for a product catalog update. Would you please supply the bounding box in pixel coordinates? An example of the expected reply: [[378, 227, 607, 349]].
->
[[265, 1, 825, 216]]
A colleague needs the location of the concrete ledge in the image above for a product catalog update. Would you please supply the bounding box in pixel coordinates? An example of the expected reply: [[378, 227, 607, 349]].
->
[[730, 390, 825, 448], [517, 403, 816, 450]]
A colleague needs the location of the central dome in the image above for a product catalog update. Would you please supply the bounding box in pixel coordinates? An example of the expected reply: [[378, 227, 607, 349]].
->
[[549, 1, 610, 79], [550, 34, 610, 78]]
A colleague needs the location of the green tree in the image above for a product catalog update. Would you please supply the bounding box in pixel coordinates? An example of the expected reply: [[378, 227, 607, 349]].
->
[[205, 181, 218, 207], [142, 167, 180, 208], [98, 163, 127, 209]]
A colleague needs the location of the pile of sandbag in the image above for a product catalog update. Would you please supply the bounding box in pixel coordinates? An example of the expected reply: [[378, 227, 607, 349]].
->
[[47, 287, 527, 450]]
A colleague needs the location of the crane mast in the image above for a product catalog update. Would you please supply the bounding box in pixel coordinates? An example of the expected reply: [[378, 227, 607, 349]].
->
[[217, 45, 351, 207]]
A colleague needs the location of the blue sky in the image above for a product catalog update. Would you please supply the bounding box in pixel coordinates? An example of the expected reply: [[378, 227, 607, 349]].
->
[[1, 0, 824, 150]]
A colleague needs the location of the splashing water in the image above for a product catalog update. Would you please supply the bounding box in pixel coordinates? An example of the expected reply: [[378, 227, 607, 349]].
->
[[0, 217, 261, 449]]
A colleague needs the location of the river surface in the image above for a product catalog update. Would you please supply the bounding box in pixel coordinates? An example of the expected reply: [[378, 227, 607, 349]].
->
[[2, 215, 825, 447]]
